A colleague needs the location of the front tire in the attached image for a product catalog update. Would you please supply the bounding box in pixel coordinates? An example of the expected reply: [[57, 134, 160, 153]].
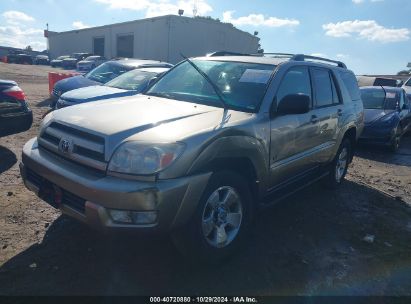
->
[[325, 139, 351, 188], [171, 171, 253, 264], [390, 125, 402, 153]]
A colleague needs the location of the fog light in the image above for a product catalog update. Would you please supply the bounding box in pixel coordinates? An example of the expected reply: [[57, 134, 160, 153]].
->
[[109, 210, 133, 224], [108, 210, 158, 225], [131, 211, 158, 224]]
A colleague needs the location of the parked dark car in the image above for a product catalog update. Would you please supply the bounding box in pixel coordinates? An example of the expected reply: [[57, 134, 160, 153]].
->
[[403, 76, 411, 96], [56, 66, 170, 109], [357, 76, 400, 88], [0, 80, 33, 137], [50, 59, 173, 107], [50, 56, 70, 68], [77, 56, 106, 72], [35, 55, 50, 65], [62, 53, 92, 69], [359, 86, 411, 151], [8, 54, 33, 65]]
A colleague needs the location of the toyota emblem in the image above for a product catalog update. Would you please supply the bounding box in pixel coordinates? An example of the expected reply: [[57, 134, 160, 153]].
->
[[59, 139, 71, 153]]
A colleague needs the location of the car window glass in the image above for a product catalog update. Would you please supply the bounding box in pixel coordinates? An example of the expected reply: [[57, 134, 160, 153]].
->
[[340, 71, 361, 101], [312, 68, 333, 107], [399, 91, 405, 109], [331, 74, 340, 104], [106, 70, 157, 91], [147, 60, 276, 112], [384, 91, 399, 110], [276, 66, 311, 103], [361, 89, 386, 109]]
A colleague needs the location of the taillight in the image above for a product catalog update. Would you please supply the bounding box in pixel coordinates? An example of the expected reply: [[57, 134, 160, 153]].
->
[[4, 86, 26, 101]]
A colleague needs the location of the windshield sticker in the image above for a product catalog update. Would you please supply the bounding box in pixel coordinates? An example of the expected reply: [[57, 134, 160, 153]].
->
[[239, 69, 272, 84], [385, 92, 396, 99]]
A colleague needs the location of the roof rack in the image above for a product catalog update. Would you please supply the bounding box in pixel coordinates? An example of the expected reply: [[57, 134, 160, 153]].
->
[[207, 51, 347, 69], [207, 51, 249, 57], [292, 54, 347, 69], [252, 52, 295, 58]]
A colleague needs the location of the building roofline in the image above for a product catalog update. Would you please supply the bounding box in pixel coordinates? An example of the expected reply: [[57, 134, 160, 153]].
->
[[47, 14, 258, 40]]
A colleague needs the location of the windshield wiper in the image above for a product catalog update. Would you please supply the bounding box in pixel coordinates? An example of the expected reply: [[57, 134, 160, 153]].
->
[[180, 54, 227, 110]]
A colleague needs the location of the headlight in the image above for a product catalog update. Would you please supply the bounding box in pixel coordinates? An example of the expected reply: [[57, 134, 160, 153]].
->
[[377, 114, 396, 126], [108, 142, 185, 175]]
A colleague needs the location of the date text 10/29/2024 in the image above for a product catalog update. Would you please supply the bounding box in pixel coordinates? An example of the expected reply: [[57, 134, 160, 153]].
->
[[150, 297, 258, 303]]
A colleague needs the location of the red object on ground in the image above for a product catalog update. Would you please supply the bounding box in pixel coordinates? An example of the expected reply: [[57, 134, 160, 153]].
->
[[1, 56, 7, 63], [48, 72, 80, 95]]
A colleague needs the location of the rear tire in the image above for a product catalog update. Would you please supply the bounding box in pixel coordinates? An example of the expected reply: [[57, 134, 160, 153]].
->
[[325, 139, 352, 189], [171, 171, 253, 264]]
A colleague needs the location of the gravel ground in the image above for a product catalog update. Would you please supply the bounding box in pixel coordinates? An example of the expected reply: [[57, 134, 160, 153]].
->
[[0, 62, 411, 296]]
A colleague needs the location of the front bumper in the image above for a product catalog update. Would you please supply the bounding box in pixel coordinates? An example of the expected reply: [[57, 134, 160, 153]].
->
[[358, 125, 395, 146], [21, 138, 211, 233]]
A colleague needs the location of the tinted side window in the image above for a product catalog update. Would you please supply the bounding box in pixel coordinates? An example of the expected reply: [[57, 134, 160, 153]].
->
[[340, 71, 361, 101], [331, 75, 341, 104], [276, 66, 311, 103], [312, 68, 333, 107]]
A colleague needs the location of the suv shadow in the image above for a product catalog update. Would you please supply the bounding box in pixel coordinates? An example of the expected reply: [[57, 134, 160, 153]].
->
[[1, 180, 411, 296]]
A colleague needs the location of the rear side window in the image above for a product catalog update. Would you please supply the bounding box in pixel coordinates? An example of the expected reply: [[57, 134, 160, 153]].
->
[[340, 71, 361, 101], [312, 68, 333, 107], [276, 66, 312, 103]]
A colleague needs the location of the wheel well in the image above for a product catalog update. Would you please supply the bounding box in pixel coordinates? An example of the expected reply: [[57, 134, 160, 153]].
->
[[343, 128, 357, 162], [200, 157, 259, 200]]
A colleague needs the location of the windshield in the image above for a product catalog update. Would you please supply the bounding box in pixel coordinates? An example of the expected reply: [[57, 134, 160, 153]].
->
[[361, 89, 398, 110], [106, 70, 158, 91], [85, 62, 133, 84], [57, 56, 69, 60], [84, 56, 99, 61], [146, 60, 275, 112]]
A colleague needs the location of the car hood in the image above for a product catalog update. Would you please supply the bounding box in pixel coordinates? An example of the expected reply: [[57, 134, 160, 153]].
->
[[51, 59, 63, 62], [54, 75, 101, 92], [78, 60, 93, 65], [61, 85, 133, 103], [364, 109, 396, 125], [48, 95, 252, 152]]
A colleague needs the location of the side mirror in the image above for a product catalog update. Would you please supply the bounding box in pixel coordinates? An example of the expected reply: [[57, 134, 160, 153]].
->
[[277, 94, 311, 115], [147, 77, 159, 89]]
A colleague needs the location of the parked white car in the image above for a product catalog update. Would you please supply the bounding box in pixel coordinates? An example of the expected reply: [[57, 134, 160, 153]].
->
[[77, 56, 106, 72]]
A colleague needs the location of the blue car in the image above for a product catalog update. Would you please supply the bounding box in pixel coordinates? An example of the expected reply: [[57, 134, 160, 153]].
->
[[55, 67, 170, 109], [51, 59, 173, 107], [359, 86, 411, 151]]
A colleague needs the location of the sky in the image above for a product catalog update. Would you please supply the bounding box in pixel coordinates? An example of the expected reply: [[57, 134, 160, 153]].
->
[[0, 0, 410, 74]]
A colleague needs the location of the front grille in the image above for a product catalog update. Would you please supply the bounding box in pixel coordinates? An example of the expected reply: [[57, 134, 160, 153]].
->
[[39, 122, 106, 171], [62, 190, 86, 213]]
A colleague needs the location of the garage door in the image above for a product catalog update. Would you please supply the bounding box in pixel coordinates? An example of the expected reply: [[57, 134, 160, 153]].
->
[[117, 34, 134, 58]]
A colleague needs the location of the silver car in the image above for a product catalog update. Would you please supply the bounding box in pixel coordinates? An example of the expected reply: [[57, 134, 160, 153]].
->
[[21, 53, 364, 262]]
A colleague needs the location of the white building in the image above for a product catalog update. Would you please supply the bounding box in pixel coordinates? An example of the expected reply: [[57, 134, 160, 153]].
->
[[47, 15, 260, 64]]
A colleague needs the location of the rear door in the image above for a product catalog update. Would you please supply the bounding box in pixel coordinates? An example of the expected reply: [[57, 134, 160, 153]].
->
[[310, 67, 342, 163]]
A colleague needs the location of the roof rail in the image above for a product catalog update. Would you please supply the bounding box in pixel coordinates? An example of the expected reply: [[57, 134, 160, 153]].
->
[[292, 54, 347, 69], [207, 51, 249, 57], [253, 52, 295, 58]]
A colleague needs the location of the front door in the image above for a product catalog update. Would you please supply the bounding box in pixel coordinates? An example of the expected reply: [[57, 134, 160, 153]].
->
[[269, 66, 320, 188]]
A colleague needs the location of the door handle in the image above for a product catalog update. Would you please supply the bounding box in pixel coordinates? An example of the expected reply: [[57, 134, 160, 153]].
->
[[310, 115, 319, 124], [337, 109, 343, 117]]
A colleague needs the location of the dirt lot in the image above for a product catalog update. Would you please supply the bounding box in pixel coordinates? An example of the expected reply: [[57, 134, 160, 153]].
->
[[0, 62, 411, 296]]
